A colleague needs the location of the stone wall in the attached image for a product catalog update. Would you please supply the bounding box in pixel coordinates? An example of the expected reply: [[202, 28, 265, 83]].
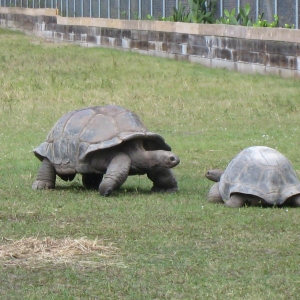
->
[[1, 7, 300, 78]]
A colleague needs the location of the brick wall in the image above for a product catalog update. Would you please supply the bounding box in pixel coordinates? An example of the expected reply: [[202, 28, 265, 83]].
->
[[0, 7, 300, 79]]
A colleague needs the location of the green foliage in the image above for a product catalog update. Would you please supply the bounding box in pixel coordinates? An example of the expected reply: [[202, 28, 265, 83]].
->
[[284, 23, 295, 29], [169, 2, 189, 22], [187, 0, 216, 24], [217, 8, 239, 25], [121, 10, 127, 19], [237, 3, 252, 26], [133, 12, 140, 20], [253, 13, 279, 28], [146, 14, 155, 20], [217, 3, 252, 26]]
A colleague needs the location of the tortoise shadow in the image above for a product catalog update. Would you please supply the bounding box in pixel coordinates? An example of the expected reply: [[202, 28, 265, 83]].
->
[[54, 185, 154, 196]]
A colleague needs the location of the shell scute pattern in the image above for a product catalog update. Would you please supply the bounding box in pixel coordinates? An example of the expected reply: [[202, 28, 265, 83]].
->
[[33, 105, 169, 174], [219, 146, 300, 205]]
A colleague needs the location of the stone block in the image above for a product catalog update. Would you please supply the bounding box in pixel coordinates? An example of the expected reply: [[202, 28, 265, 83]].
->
[[187, 45, 210, 57], [237, 50, 259, 63], [236, 62, 266, 75], [100, 36, 110, 47], [148, 41, 156, 51], [266, 66, 281, 76], [167, 42, 181, 54], [121, 29, 131, 39], [131, 29, 140, 40], [189, 55, 211, 68], [211, 58, 236, 71], [174, 53, 189, 61], [266, 40, 297, 56], [88, 26, 101, 36], [189, 34, 208, 47], [74, 25, 87, 35], [87, 35, 96, 44], [121, 38, 131, 48], [164, 32, 177, 43], [109, 28, 121, 38], [213, 48, 232, 60], [280, 68, 297, 78], [267, 54, 290, 68]]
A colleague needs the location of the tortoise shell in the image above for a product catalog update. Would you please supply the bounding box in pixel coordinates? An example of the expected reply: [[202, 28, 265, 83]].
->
[[33, 105, 171, 174], [219, 146, 300, 205]]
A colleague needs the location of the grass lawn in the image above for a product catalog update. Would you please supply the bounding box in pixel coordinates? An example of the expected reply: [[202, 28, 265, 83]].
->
[[1, 27, 300, 299]]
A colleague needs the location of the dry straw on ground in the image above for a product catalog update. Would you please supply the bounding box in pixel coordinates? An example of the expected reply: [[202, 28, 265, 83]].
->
[[0, 237, 123, 268]]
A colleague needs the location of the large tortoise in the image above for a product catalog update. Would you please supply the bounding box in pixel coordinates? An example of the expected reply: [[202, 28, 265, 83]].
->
[[32, 105, 180, 196], [205, 146, 300, 207]]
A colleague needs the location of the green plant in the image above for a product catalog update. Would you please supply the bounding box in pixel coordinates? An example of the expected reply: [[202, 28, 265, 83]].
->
[[146, 14, 155, 21], [284, 23, 295, 29], [237, 3, 252, 26], [217, 8, 239, 25], [169, 2, 189, 22], [133, 12, 140, 20], [253, 13, 279, 27], [121, 10, 127, 20], [217, 3, 252, 26], [187, 0, 216, 24]]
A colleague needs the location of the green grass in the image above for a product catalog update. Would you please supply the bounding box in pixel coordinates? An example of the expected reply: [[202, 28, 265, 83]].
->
[[1, 28, 300, 299]]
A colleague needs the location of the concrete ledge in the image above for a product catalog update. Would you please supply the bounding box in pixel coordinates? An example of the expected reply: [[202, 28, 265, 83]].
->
[[0, 7, 56, 16], [0, 7, 300, 79]]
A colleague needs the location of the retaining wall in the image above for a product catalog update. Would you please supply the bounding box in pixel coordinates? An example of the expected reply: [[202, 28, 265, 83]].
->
[[1, 7, 300, 78]]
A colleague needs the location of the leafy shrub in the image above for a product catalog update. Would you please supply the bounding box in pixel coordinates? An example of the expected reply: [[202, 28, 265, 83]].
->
[[216, 3, 252, 26], [253, 13, 278, 28], [187, 0, 216, 24], [169, 2, 189, 22]]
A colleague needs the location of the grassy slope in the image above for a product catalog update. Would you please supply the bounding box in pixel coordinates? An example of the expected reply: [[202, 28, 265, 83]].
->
[[1, 28, 300, 299]]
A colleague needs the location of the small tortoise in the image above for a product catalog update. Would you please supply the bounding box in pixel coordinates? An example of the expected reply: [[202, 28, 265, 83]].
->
[[32, 105, 180, 196], [205, 146, 300, 207]]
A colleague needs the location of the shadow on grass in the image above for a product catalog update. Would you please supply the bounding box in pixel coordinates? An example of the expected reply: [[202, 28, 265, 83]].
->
[[54, 185, 154, 196]]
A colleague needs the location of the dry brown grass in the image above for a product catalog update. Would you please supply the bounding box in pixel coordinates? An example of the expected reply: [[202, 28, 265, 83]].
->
[[0, 237, 123, 268]]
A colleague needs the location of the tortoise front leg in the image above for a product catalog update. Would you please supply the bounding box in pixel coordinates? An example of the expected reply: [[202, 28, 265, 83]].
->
[[99, 153, 131, 196], [32, 158, 56, 189], [207, 183, 223, 203], [147, 167, 178, 193]]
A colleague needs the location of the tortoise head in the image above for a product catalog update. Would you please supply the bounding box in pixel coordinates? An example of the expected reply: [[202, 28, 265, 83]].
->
[[205, 169, 224, 182], [155, 150, 180, 168]]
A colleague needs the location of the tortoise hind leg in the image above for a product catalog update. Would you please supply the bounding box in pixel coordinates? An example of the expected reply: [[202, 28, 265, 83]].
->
[[32, 158, 56, 190], [285, 194, 300, 207], [147, 167, 178, 193], [82, 174, 103, 190], [225, 193, 247, 208]]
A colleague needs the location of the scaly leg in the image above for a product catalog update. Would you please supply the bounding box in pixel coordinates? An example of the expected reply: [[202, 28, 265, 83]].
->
[[225, 193, 247, 208], [32, 158, 56, 189], [99, 153, 131, 196], [208, 183, 223, 203], [286, 194, 300, 207], [147, 167, 178, 193]]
